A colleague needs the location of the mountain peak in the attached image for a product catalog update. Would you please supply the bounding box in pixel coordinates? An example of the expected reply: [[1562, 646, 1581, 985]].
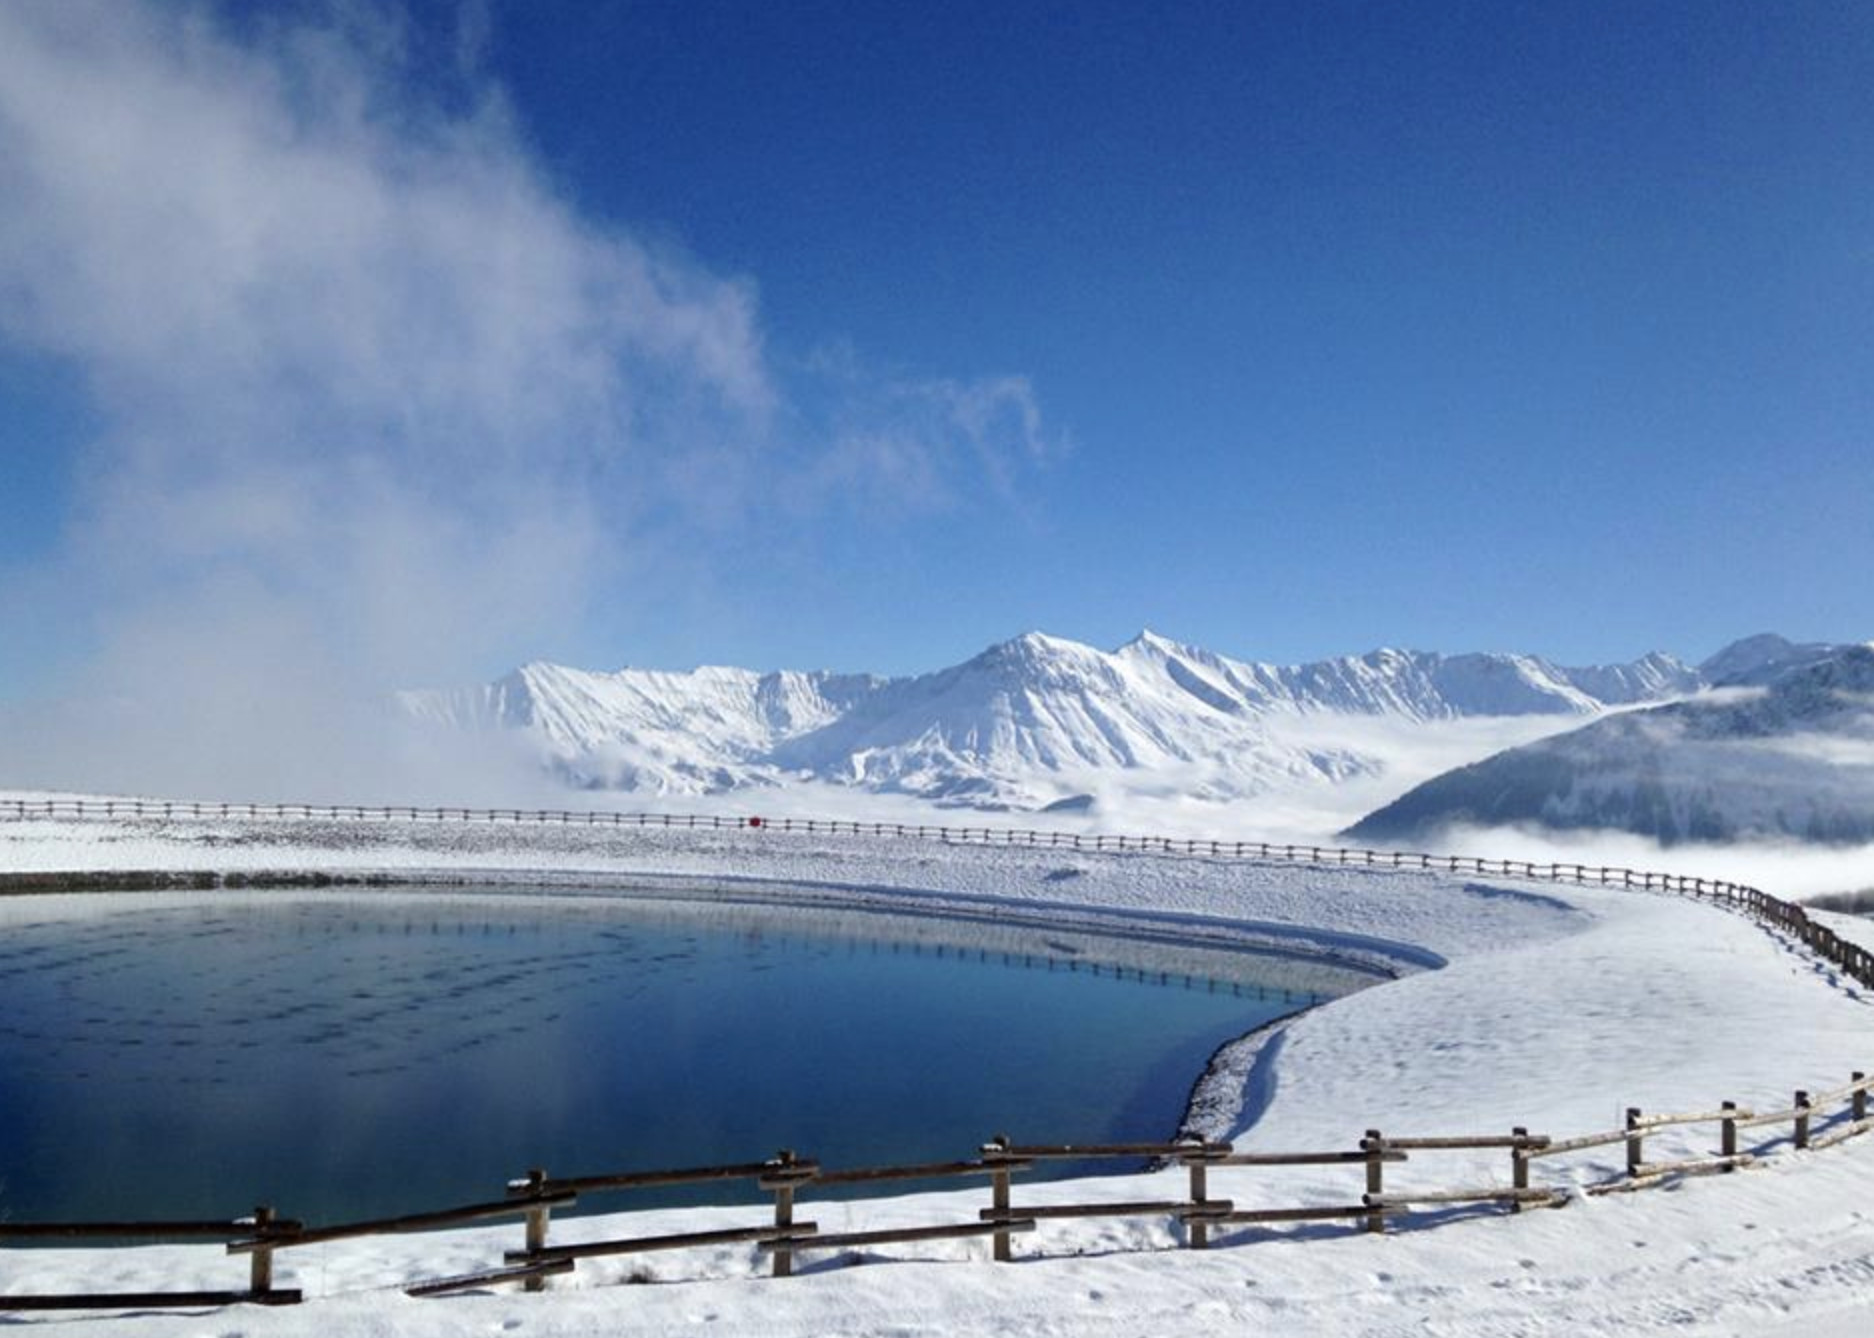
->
[[1124, 628, 1176, 650], [1699, 633, 1841, 687], [410, 631, 1767, 812], [974, 630, 1092, 664]]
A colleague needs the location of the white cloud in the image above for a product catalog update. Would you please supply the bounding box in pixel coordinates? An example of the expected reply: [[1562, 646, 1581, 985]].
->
[[0, 0, 769, 796], [0, 0, 772, 686], [791, 346, 1069, 516], [0, 0, 1066, 800]]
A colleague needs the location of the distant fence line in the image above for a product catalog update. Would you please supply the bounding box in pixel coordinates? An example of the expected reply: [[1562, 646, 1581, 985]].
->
[[6, 796, 1872, 991]]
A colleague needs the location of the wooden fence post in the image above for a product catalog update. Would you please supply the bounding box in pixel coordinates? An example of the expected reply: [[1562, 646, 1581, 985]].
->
[[768, 1149, 801, 1279], [1188, 1153, 1209, 1250], [1510, 1128, 1530, 1212], [1721, 1102, 1738, 1163], [984, 1134, 1014, 1262], [1362, 1130, 1386, 1234], [249, 1206, 276, 1297], [1794, 1091, 1812, 1150], [515, 1168, 553, 1291], [1181, 1140, 1222, 1250], [1854, 1073, 1867, 1124], [1625, 1108, 1644, 1177]]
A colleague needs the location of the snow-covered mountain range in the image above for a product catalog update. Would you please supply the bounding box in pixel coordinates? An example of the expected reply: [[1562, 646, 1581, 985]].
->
[[403, 630, 1751, 817], [1345, 640, 1874, 847]]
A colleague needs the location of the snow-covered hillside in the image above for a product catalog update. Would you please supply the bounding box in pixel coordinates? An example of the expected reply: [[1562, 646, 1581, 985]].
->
[[1347, 644, 1874, 846], [403, 631, 1705, 811], [403, 663, 885, 794]]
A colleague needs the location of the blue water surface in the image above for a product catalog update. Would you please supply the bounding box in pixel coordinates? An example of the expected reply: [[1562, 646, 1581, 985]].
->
[[0, 891, 1346, 1225]]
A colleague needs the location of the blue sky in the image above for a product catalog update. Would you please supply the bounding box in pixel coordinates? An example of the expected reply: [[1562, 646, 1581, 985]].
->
[[1, 0, 1870, 698]]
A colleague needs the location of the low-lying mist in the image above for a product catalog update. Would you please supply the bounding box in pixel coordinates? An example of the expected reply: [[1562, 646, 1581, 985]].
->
[[1429, 823, 1874, 904]]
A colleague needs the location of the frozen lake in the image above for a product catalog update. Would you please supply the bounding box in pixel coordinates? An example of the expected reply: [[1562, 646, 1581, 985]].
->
[[0, 889, 1367, 1225]]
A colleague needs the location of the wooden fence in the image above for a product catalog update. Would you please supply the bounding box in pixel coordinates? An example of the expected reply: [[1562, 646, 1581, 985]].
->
[[484, 1072, 1869, 1285], [5, 795, 1871, 991], [6, 1070, 1871, 1311], [0, 1211, 301, 1310], [4, 800, 1874, 1310]]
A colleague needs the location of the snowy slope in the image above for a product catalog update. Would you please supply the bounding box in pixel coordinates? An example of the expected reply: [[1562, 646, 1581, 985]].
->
[[1347, 644, 1874, 846], [767, 632, 1373, 806], [402, 662, 884, 793], [403, 631, 1702, 811], [1112, 630, 1699, 716]]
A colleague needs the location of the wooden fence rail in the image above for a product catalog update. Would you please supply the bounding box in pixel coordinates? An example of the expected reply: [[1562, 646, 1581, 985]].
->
[[6, 1072, 1872, 1313], [225, 1192, 577, 1254], [0, 1212, 301, 1311]]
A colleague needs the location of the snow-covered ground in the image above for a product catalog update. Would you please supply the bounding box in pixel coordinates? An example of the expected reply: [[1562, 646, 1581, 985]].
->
[[2, 803, 1872, 1336]]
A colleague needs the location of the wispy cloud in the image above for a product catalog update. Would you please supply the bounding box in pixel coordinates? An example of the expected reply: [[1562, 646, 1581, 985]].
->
[[0, 1, 1064, 799], [791, 344, 1069, 517]]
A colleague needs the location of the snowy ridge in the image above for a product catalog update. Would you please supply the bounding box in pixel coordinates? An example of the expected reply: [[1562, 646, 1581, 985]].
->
[[403, 630, 1706, 810], [404, 661, 885, 794], [1113, 631, 1701, 717], [767, 632, 1374, 806], [1696, 632, 1845, 687], [1348, 643, 1874, 845]]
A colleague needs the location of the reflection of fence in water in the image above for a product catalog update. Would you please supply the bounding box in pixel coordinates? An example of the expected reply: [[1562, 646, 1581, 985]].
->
[[758, 930, 1337, 1007]]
